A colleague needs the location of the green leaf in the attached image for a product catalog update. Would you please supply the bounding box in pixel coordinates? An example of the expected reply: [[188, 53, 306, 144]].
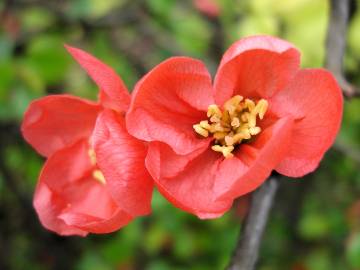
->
[[347, 233, 360, 268]]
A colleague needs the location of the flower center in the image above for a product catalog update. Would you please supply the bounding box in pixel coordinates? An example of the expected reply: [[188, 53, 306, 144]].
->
[[193, 95, 268, 158], [88, 148, 106, 185]]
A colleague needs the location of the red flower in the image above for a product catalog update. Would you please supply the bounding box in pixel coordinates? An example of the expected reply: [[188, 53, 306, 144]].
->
[[21, 46, 153, 236], [194, 0, 220, 18], [126, 35, 343, 219]]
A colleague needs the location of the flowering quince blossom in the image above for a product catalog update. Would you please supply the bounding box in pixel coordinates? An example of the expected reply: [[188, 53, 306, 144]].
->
[[126, 35, 343, 219], [194, 0, 220, 18], [21, 46, 153, 236]]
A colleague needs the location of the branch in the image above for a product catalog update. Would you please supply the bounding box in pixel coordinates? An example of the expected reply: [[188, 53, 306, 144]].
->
[[227, 177, 279, 270], [333, 141, 360, 165], [325, 0, 360, 98]]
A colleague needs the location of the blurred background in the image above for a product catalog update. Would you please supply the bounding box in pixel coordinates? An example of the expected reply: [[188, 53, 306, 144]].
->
[[1, 0, 360, 269]]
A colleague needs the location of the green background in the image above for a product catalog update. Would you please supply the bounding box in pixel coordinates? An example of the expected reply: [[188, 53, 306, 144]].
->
[[1, 0, 360, 269]]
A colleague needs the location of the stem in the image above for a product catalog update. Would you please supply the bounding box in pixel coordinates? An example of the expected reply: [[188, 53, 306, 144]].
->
[[326, 0, 360, 97], [227, 177, 279, 270]]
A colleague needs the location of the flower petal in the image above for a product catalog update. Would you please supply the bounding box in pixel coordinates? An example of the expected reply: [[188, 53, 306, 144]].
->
[[92, 110, 154, 216], [148, 148, 233, 218], [34, 140, 132, 235], [33, 182, 88, 236], [215, 117, 294, 200], [65, 45, 131, 113], [58, 209, 132, 234], [126, 57, 214, 155], [271, 69, 343, 177], [214, 35, 300, 105], [21, 95, 100, 157], [146, 141, 210, 180], [146, 117, 293, 218]]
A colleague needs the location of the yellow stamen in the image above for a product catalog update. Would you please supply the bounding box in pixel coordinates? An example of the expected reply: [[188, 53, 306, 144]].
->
[[211, 145, 234, 158], [193, 96, 268, 158], [213, 132, 227, 140], [249, 126, 261, 135], [92, 169, 106, 185], [245, 99, 255, 110], [231, 117, 240, 128], [207, 105, 222, 119], [199, 120, 211, 129], [88, 148, 97, 165], [224, 95, 243, 115], [224, 135, 234, 146], [193, 124, 209, 137], [88, 148, 107, 185], [247, 113, 257, 128], [256, 99, 269, 119]]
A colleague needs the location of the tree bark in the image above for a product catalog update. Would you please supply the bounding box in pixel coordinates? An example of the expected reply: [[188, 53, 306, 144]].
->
[[226, 177, 279, 270], [326, 0, 359, 97]]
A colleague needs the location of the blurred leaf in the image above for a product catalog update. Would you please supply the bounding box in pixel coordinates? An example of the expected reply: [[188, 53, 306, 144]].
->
[[348, 11, 360, 60], [347, 233, 360, 268], [24, 34, 71, 84], [281, 0, 328, 67], [305, 249, 332, 270], [0, 35, 15, 97], [76, 251, 112, 270], [298, 210, 330, 240], [172, 11, 211, 56], [20, 7, 54, 31], [68, 0, 125, 19], [147, 0, 175, 18]]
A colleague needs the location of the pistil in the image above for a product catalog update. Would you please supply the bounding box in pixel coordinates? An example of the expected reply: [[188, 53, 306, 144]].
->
[[193, 95, 268, 158]]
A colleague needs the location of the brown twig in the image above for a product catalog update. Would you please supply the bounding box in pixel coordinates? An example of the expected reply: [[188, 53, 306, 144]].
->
[[325, 0, 360, 98], [333, 141, 360, 165], [227, 177, 279, 270]]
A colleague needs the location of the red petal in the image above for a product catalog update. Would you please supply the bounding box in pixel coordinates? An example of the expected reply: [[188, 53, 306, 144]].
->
[[21, 95, 100, 157], [214, 35, 300, 105], [194, 0, 220, 18], [34, 140, 132, 235], [271, 69, 343, 177], [126, 57, 214, 155], [150, 148, 233, 218], [58, 210, 132, 234], [146, 117, 293, 218], [92, 110, 154, 216], [215, 117, 293, 200], [146, 141, 210, 180], [65, 45, 131, 113], [33, 182, 88, 236]]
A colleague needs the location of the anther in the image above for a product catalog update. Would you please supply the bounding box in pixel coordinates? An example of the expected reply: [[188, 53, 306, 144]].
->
[[199, 120, 211, 129], [207, 105, 222, 118], [231, 117, 240, 128], [193, 124, 209, 137], [245, 99, 255, 110], [257, 99, 268, 119], [249, 126, 261, 135], [214, 132, 227, 140], [224, 135, 234, 146], [93, 170, 106, 185], [247, 113, 256, 127], [88, 148, 97, 165], [211, 145, 234, 158], [193, 96, 268, 158]]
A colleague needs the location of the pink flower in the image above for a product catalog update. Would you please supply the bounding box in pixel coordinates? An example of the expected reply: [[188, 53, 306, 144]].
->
[[126, 35, 343, 219], [21, 46, 153, 236], [194, 0, 220, 18]]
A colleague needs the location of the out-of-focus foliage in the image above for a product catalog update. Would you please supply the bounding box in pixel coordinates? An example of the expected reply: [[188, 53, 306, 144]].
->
[[0, 0, 359, 270]]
